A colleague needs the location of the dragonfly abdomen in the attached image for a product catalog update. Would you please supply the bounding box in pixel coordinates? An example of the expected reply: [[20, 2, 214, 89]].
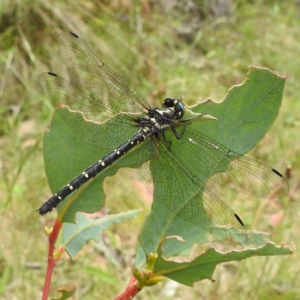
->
[[37, 130, 151, 215]]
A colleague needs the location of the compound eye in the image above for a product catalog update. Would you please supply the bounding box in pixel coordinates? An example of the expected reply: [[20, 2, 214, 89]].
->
[[176, 101, 185, 119], [163, 98, 176, 108]]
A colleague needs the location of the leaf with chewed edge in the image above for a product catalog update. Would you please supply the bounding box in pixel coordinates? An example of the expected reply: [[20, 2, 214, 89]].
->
[[62, 210, 141, 259], [151, 237, 293, 286], [137, 67, 288, 265]]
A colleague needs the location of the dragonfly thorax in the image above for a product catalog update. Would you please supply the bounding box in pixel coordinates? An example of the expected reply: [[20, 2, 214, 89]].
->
[[139, 98, 185, 135]]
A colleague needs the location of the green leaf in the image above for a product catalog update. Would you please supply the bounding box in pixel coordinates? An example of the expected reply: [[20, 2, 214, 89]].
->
[[61, 210, 141, 259], [152, 238, 293, 287], [138, 67, 287, 262], [52, 287, 74, 300], [191, 66, 287, 153]]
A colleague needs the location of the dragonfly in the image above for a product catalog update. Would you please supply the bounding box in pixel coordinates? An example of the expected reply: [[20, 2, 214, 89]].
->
[[37, 32, 288, 244]]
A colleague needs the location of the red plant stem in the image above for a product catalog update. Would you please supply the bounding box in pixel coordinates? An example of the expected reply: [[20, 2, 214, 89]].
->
[[42, 218, 63, 300], [113, 277, 141, 300]]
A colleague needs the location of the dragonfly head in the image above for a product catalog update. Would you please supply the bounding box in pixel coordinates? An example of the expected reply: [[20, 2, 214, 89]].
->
[[162, 98, 185, 120]]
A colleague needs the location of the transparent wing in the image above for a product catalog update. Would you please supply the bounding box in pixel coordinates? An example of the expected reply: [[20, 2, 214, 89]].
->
[[180, 127, 288, 198], [150, 137, 247, 244], [39, 72, 142, 148], [148, 125, 288, 244], [40, 32, 149, 125], [57, 32, 149, 116]]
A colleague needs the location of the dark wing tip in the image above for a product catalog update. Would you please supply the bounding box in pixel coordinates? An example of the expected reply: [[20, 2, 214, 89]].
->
[[48, 72, 57, 77], [234, 213, 244, 226], [272, 168, 283, 177], [70, 32, 79, 38]]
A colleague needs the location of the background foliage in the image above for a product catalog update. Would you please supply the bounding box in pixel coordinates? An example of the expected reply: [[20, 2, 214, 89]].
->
[[0, 0, 299, 299]]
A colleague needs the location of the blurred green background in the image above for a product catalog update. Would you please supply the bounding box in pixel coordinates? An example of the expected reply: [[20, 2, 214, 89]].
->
[[0, 0, 299, 299]]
